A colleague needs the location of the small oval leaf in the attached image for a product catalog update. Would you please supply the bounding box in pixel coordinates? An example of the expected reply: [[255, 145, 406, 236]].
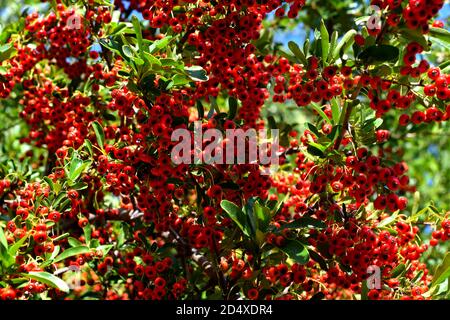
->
[[53, 246, 90, 264], [279, 240, 310, 265], [24, 271, 70, 293]]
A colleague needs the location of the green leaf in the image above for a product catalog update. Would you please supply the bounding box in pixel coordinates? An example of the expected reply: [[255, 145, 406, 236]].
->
[[361, 280, 369, 300], [69, 157, 89, 182], [83, 224, 91, 245], [185, 66, 208, 82], [390, 263, 406, 278], [221, 200, 249, 237], [354, 16, 370, 25], [305, 122, 321, 137], [52, 192, 66, 209], [374, 64, 393, 77], [96, 244, 114, 256], [172, 74, 191, 86], [52, 233, 70, 242], [196, 100, 204, 119], [431, 252, 450, 287], [134, 57, 145, 66], [279, 240, 310, 265], [274, 194, 288, 216], [424, 279, 448, 298], [327, 125, 342, 142], [207, 96, 220, 119], [330, 98, 340, 124], [53, 246, 90, 264], [116, 222, 126, 248], [245, 198, 258, 238], [109, 23, 132, 37], [121, 45, 134, 58], [378, 210, 399, 228], [0, 43, 17, 61], [320, 20, 330, 63], [91, 121, 105, 149], [311, 103, 332, 124], [358, 45, 400, 63], [99, 38, 122, 56], [328, 31, 338, 62], [143, 52, 162, 66], [303, 38, 310, 57], [68, 182, 88, 190], [254, 201, 271, 233], [138, 233, 151, 251], [288, 41, 308, 66], [412, 270, 424, 283], [68, 237, 83, 248], [399, 28, 429, 51], [0, 225, 8, 250], [267, 116, 277, 130], [310, 292, 325, 300], [373, 118, 383, 129], [307, 143, 326, 158], [439, 60, 450, 71], [429, 27, 450, 46], [8, 234, 28, 256], [50, 246, 60, 261], [332, 29, 357, 60], [308, 249, 328, 270], [23, 272, 70, 293], [131, 15, 142, 49], [160, 58, 183, 68], [228, 97, 238, 120], [429, 205, 440, 215], [84, 139, 94, 157], [362, 117, 381, 130], [149, 36, 172, 54], [43, 177, 55, 192]]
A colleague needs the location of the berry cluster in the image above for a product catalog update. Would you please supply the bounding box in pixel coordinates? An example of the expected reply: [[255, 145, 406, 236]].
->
[[0, 0, 449, 301]]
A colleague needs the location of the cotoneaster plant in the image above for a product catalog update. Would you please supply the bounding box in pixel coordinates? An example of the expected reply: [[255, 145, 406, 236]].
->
[[0, 0, 449, 300]]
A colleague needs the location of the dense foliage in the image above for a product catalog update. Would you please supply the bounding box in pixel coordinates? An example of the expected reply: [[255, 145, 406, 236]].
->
[[0, 0, 449, 300]]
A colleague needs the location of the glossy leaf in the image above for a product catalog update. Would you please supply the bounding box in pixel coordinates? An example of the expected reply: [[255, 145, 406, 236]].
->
[[328, 31, 338, 62], [68, 157, 89, 182], [320, 20, 330, 63], [131, 15, 142, 49], [149, 36, 172, 54], [431, 252, 450, 287], [390, 263, 406, 278], [378, 210, 399, 228], [253, 201, 271, 233], [358, 45, 400, 63], [8, 235, 28, 257], [68, 237, 83, 248], [288, 41, 308, 66], [429, 27, 450, 46], [91, 121, 105, 150], [280, 240, 310, 265], [53, 246, 90, 263], [185, 66, 208, 82], [311, 103, 332, 124], [24, 272, 70, 293], [228, 97, 238, 120], [332, 29, 356, 60], [121, 45, 133, 58], [221, 200, 249, 237], [0, 225, 8, 250]]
